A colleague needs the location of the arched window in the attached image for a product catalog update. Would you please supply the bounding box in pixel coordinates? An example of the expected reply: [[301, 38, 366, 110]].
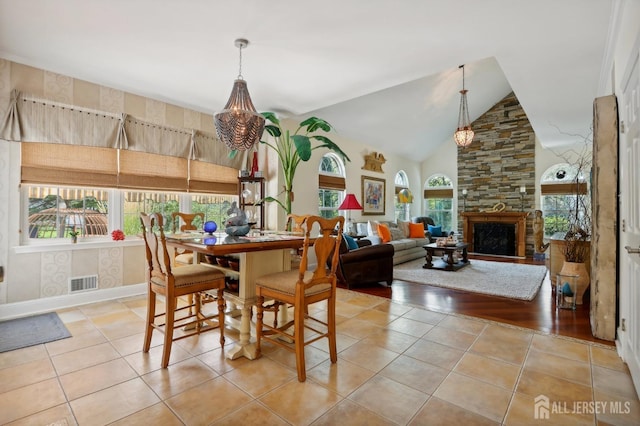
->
[[318, 153, 346, 218], [540, 163, 590, 237], [394, 171, 410, 221], [424, 174, 453, 231]]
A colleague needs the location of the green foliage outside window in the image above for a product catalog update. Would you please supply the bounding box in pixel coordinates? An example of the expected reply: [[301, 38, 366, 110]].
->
[[318, 189, 340, 219]]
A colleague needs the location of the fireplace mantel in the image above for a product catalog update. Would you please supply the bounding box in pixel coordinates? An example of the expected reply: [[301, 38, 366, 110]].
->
[[461, 211, 529, 257]]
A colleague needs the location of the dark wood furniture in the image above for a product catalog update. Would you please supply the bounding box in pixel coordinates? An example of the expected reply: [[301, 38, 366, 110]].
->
[[238, 176, 264, 229], [423, 242, 470, 271]]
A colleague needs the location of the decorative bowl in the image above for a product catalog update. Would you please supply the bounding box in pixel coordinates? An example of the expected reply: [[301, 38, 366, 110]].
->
[[225, 225, 251, 236], [225, 277, 239, 292]]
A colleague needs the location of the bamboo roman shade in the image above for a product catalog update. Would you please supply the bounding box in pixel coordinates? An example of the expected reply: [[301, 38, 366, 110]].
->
[[118, 150, 189, 191], [424, 188, 454, 198], [540, 182, 588, 195], [21, 143, 118, 187], [189, 160, 239, 195], [318, 174, 346, 190]]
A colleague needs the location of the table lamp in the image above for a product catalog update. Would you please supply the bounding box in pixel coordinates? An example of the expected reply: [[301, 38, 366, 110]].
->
[[338, 194, 363, 236], [398, 188, 413, 221]]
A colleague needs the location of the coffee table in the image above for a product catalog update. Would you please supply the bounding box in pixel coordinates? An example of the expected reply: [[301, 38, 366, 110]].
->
[[423, 242, 470, 271]]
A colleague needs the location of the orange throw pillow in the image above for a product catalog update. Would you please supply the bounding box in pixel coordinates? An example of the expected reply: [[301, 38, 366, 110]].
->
[[408, 222, 425, 238], [378, 223, 391, 243]]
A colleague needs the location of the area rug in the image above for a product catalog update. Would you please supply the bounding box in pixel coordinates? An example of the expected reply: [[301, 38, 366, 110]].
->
[[0, 312, 71, 353], [393, 259, 547, 301]]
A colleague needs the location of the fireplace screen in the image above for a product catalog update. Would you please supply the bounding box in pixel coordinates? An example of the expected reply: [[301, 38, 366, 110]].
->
[[473, 223, 516, 256]]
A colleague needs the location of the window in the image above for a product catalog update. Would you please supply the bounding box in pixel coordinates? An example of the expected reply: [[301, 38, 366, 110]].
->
[[122, 192, 181, 235], [318, 153, 346, 219], [424, 175, 453, 231], [540, 163, 590, 237], [27, 187, 109, 239], [25, 185, 236, 242], [394, 171, 410, 222]]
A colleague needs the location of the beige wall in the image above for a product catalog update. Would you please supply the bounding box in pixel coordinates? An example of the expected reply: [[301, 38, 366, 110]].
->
[[0, 59, 221, 314]]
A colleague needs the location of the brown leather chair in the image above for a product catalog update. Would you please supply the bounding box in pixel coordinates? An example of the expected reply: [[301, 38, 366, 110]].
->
[[337, 238, 394, 289]]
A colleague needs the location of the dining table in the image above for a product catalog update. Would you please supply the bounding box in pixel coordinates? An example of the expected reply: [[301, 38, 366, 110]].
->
[[165, 231, 306, 360]]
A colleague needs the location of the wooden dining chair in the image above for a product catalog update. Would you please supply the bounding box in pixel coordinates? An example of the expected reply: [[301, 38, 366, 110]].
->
[[171, 212, 205, 266], [255, 215, 344, 381], [286, 214, 309, 234], [140, 212, 226, 368]]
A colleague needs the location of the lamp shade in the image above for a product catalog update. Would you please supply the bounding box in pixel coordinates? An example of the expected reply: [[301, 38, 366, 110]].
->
[[398, 188, 413, 204], [454, 65, 474, 148], [338, 194, 362, 210], [214, 39, 265, 151], [214, 79, 265, 151]]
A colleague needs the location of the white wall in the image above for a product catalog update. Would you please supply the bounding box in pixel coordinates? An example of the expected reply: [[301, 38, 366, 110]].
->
[[263, 123, 423, 224]]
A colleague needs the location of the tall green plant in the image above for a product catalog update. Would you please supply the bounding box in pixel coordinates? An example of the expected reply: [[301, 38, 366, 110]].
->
[[258, 112, 350, 215]]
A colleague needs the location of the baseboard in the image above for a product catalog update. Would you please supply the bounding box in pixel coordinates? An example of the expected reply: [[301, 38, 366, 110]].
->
[[0, 283, 146, 321]]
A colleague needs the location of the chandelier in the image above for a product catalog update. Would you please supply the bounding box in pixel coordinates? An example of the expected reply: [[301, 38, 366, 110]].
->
[[214, 39, 265, 151], [454, 64, 474, 148]]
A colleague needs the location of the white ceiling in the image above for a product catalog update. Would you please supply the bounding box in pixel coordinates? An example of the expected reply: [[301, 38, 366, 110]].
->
[[0, 0, 613, 161]]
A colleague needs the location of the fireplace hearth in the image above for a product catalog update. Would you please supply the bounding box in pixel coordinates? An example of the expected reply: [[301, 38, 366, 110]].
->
[[473, 223, 516, 256]]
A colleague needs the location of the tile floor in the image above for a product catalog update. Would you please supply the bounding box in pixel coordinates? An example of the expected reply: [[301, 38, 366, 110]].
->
[[0, 289, 638, 425]]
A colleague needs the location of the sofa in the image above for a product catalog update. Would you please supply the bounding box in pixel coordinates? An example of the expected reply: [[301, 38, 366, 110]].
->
[[337, 238, 395, 289], [356, 221, 429, 265]]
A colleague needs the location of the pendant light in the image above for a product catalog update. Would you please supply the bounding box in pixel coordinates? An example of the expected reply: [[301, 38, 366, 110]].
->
[[214, 38, 265, 151], [454, 64, 474, 148]]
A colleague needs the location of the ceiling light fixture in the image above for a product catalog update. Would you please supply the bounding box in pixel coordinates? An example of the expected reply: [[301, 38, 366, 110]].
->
[[454, 64, 474, 148], [214, 38, 265, 151]]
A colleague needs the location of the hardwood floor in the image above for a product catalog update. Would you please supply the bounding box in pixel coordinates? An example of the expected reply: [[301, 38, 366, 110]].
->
[[341, 254, 613, 346]]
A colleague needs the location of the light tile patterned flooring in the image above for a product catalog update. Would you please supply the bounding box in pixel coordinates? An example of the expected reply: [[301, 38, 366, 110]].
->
[[0, 289, 639, 425]]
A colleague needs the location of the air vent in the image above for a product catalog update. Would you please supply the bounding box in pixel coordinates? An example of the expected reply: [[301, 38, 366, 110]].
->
[[69, 275, 98, 293]]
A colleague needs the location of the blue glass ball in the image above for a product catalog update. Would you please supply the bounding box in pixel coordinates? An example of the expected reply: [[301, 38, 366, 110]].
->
[[203, 221, 217, 234], [203, 236, 217, 246]]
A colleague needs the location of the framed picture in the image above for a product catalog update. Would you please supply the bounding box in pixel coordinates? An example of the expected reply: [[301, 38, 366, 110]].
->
[[361, 176, 386, 215]]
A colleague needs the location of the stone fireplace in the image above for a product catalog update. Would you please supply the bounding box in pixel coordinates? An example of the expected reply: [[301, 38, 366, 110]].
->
[[461, 212, 528, 258], [457, 92, 536, 256]]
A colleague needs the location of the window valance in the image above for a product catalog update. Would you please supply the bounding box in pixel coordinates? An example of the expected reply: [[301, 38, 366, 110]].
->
[[3, 90, 244, 194], [1, 90, 244, 168]]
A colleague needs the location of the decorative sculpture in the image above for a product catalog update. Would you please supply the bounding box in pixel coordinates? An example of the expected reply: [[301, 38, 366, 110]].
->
[[533, 209, 550, 253], [362, 151, 386, 173], [225, 202, 251, 236]]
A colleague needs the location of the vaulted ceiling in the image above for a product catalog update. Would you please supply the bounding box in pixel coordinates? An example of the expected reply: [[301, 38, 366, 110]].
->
[[0, 0, 614, 161]]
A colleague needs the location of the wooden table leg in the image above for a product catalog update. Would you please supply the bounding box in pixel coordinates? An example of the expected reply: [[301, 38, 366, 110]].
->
[[423, 248, 434, 269]]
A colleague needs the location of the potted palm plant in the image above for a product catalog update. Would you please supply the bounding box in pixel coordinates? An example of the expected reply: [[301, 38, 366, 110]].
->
[[257, 112, 350, 215]]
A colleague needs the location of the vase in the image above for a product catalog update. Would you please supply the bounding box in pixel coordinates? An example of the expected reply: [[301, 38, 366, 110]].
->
[[250, 152, 258, 177], [559, 261, 589, 304]]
